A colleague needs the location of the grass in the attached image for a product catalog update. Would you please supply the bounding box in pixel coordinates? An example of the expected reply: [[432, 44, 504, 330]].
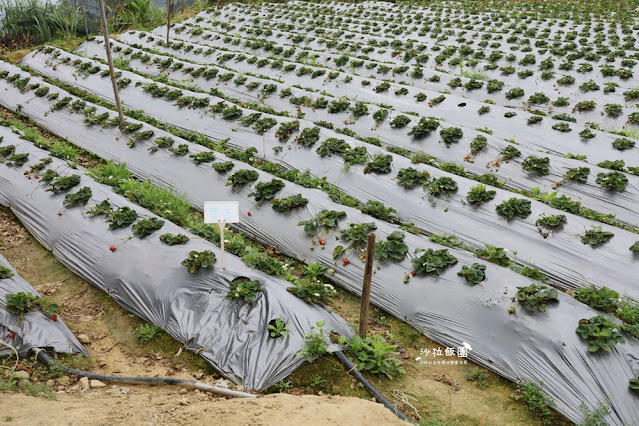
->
[[0, 0, 83, 45], [460, 70, 488, 80]]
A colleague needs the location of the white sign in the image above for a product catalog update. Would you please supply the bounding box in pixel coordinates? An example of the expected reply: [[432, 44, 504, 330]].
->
[[204, 201, 239, 224]]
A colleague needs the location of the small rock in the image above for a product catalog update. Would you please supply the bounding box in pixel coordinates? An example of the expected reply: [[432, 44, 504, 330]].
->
[[179, 398, 190, 406], [90, 380, 107, 388], [78, 334, 91, 345], [79, 377, 90, 390], [13, 371, 30, 380], [57, 376, 70, 385], [46, 379, 55, 388], [18, 379, 30, 388], [70, 384, 80, 392], [179, 388, 188, 394], [214, 379, 230, 388]]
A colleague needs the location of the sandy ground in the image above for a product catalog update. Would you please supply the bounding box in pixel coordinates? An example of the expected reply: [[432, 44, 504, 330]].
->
[[0, 391, 406, 426]]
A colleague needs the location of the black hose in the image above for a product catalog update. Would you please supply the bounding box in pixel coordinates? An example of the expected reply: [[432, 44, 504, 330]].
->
[[334, 350, 411, 422], [33, 349, 255, 398]]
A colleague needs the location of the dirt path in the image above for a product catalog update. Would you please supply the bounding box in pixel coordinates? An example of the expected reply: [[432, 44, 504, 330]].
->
[[0, 391, 405, 425]]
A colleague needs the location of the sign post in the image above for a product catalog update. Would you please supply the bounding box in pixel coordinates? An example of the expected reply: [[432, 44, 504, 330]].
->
[[204, 201, 239, 270]]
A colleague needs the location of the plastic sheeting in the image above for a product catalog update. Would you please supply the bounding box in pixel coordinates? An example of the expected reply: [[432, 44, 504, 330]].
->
[[70, 38, 639, 227], [0, 124, 352, 390], [1, 61, 638, 424], [16, 54, 639, 301], [0, 254, 87, 358]]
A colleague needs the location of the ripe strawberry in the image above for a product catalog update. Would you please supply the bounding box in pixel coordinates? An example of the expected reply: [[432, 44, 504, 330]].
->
[[51, 315, 58, 322], [109, 246, 116, 252], [343, 258, 349, 265], [318, 238, 325, 245], [247, 211, 251, 216], [411, 270, 416, 276], [8, 332, 14, 338]]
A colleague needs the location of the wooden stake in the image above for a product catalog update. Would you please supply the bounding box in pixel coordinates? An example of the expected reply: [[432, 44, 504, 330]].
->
[[166, 0, 172, 45], [218, 221, 227, 269], [359, 233, 375, 339], [98, 0, 125, 125]]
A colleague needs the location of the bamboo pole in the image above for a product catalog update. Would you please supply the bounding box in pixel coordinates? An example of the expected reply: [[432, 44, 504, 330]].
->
[[359, 233, 376, 339], [166, 0, 172, 45], [98, 0, 124, 125]]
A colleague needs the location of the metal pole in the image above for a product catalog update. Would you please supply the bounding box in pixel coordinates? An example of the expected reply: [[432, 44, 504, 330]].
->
[[359, 233, 375, 339], [166, 0, 172, 45], [98, 0, 125, 125]]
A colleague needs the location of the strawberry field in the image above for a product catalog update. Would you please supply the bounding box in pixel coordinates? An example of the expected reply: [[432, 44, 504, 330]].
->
[[1, 0, 639, 424]]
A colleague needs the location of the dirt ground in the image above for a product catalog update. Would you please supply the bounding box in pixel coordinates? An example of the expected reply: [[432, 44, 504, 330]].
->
[[0, 392, 405, 426]]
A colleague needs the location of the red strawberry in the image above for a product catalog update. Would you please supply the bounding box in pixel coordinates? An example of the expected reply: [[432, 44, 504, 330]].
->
[[247, 211, 251, 216], [343, 258, 349, 265], [8, 332, 14, 338], [51, 315, 58, 322], [411, 270, 416, 276], [109, 246, 116, 252], [318, 238, 325, 245]]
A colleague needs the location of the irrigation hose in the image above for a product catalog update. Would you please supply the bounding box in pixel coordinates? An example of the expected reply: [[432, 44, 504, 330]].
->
[[334, 350, 411, 422], [33, 348, 256, 398]]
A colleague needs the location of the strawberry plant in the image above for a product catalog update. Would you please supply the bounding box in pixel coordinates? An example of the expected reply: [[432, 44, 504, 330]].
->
[[63, 187, 92, 207], [477, 244, 511, 266], [407, 117, 440, 138], [522, 156, 550, 176], [253, 118, 278, 135], [87, 200, 112, 216], [499, 146, 521, 161], [496, 198, 532, 220], [457, 263, 487, 285], [227, 169, 259, 187], [528, 116, 543, 125], [631, 242, 639, 253], [212, 161, 234, 173], [596, 171, 628, 192], [466, 184, 496, 206], [520, 267, 549, 282], [597, 160, 625, 171], [505, 88, 525, 99], [528, 93, 550, 104], [159, 233, 189, 245], [397, 167, 430, 189], [132, 218, 165, 238], [564, 167, 590, 183], [478, 106, 490, 115], [574, 100, 596, 111], [268, 318, 288, 338], [552, 122, 572, 132], [339, 334, 405, 379], [470, 135, 488, 155], [515, 284, 559, 312], [317, 138, 350, 156], [390, 115, 411, 129], [342, 147, 368, 167], [604, 104, 623, 117], [364, 154, 392, 174], [168, 144, 189, 156], [411, 248, 458, 275], [46, 175, 81, 193], [189, 151, 216, 165], [182, 250, 216, 274], [581, 227, 614, 246], [536, 214, 567, 229], [226, 279, 262, 302], [119, 122, 143, 133], [271, 194, 309, 212], [4, 152, 28, 167], [576, 316, 625, 352], [340, 222, 377, 251], [328, 99, 350, 114], [249, 179, 285, 204], [426, 177, 458, 197], [360, 201, 398, 223], [0, 144, 16, 158], [350, 102, 369, 119], [373, 109, 388, 124], [374, 231, 408, 263], [579, 129, 595, 139], [440, 127, 463, 146], [6, 292, 59, 320], [549, 195, 581, 214], [275, 120, 300, 142], [108, 207, 138, 229], [612, 138, 635, 151], [288, 279, 336, 304], [298, 210, 345, 235], [575, 286, 620, 314], [149, 136, 174, 151], [0, 265, 14, 279]]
